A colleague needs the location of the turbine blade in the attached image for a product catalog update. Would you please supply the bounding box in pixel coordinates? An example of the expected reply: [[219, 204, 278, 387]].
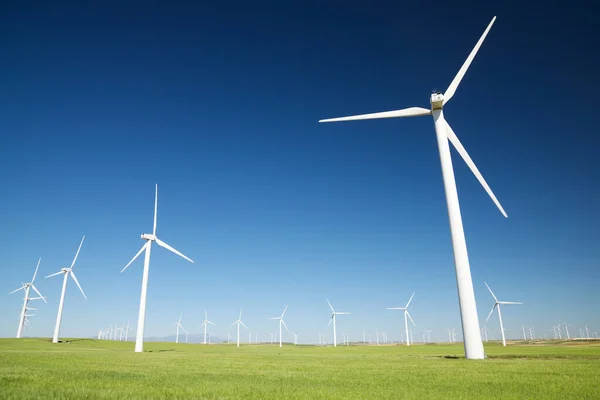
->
[[204, 309, 208, 321], [326, 298, 335, 313], [240, 321, 248, 329], [444, 119, 507, 217], [485, 304, 497, 322], [336, 312, 350, 315], [207, 321, 215, 326], [69, 271, 87, 299], [31, 258, 42, 282], [443, 16, 497, 105], [30, 285, 47, 303], [281, 319, 289, 331], [281, 305, 288, 318], [406, 311, 416, 327], [45, 271, 64, 279], [70, 235, 86, 269], [121, 242, 148, 273], [328, 315, 333, 327], [484, 282, 498, 302], [268, 317, 279, 320], [405, 292, 416, 308], [499, 301, 522, 305], [155, 238, 194, 263], [319, 107, 431, 123], [9, 285, 26, 294], [153, 184, 158, 236]]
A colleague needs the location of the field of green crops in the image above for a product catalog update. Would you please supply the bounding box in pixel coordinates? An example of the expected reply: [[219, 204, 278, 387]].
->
[[1, 338, 599, 399]]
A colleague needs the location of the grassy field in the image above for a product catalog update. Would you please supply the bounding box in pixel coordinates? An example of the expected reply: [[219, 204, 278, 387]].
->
[[1, 338, 599, 399]]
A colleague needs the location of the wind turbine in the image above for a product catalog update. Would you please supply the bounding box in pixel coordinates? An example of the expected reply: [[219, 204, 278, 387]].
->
[[173, 313, 186, 344], [564, 323, 571, 339], [231, 309, 248, 348], [268, 305, 289, 348], [10, 258, 47, 338], [529, 326, 535, 340], [125, 321, 132, 341], [319, 17, 505, 360], [425, 329, 432, 343], [484, 282, 522, 347], [292, 333, 298, 345], [386, 292, 416, 346], [200, 310, 215, 345], [326, 299, 350, 347], [481, 326, 490, 342], [445, 329, 453, 343], [121, 184, 194, 353], [46, 235, 87, 343]]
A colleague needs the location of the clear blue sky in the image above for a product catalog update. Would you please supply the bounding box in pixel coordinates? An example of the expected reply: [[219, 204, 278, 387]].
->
[[1, 1, 598, 344]]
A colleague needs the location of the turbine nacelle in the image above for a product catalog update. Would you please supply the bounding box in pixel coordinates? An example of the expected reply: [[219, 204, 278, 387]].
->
[[430, 92, 444, 110], [141, 233, 157, 241]]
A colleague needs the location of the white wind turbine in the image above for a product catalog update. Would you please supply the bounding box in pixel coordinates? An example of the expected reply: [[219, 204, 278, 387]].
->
[[319, 17, 506, 360], [200, 310, 215, 345], [121, 184, 194, 353], [326, 299, 350, 347], [231, 309, 248, 348], [10, 258, 48, 338], [484, 282, 522, 347], [425, 329, 432, 343], [125, 321, 132, 341], [564, 323, 571, 339], [268, 305, 289, 348], [173, 313, 186, 344], [46, 235, 87, 343], [386, 292, 416, 346]]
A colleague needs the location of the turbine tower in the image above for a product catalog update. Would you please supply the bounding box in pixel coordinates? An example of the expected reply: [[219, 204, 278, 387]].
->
[[318, 17, 505, 360], [484, 282, 522, 346], [121, 184, 194, 353], [386, 292, 416, 346], [10, 258, 47, 338], [200, 310, 215, 345], [326, 299, 350, 347], [46, 235, 87, 343], [231, 309, 248, 348], [268, 305, 289, 348]]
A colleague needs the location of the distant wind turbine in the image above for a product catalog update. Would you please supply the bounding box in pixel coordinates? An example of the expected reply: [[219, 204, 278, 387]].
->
[[121, 184, 194, 353], [484, 282, 522, 346], [173, 313, 186, 344], [125, 321, 132, 341], [10, 258, 47, 338], [386, 292, 416, 346], [46, 235, 87, 343], [268, 305, 289, 348], [200, 310, 215, 345], [564, 323, 571, 339], [231, 309, 248, 348], [326, 299, 350, 347], [319, 17, 506, 360]]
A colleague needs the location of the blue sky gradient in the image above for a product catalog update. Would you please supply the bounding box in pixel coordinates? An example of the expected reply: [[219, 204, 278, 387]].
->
[[1, 1, 599, 344]]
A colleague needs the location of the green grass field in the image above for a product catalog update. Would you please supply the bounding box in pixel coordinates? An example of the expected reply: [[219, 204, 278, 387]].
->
[[1, 338, 599, 399]]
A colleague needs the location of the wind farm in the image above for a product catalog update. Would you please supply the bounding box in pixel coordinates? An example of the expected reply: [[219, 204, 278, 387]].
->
[[2, 4, 599, 400]]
